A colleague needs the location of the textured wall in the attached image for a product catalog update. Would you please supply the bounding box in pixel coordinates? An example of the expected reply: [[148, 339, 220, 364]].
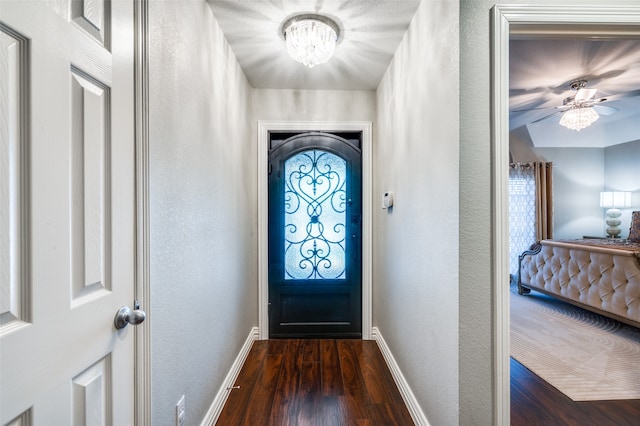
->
[[533, 148, 605, 239], [253, 89, 376, 122], [148, 1, 256, 424], [375, 1, 460, 424]]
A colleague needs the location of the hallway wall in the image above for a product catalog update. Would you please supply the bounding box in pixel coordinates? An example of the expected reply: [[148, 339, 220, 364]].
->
[[375, 0, 460, 424], [148, 1, 256, 423], [253, 89, 376, 122]]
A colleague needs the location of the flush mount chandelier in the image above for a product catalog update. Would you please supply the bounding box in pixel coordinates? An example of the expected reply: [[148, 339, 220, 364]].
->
[[558, 80, 600, 131], [282, 14, 340, 68], [559, 105, 599, 131]]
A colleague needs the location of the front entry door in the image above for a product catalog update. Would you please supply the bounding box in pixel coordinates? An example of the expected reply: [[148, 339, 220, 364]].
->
[[1, 1, 136, 424], [268, 132, 362, 338]]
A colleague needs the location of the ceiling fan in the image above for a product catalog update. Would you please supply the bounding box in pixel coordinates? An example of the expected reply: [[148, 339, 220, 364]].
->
[[532, 79, 618, 131], [558, 79, 611, 110]]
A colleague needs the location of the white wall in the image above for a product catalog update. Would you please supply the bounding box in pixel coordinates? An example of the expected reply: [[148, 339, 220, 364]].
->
[[253, 89, 375, 122], [510, 140, 640, 239], [375, 1, 459, 424], [605, 140, 640, 236], [148, 1, 256, 423], [510, 134, 610, 239], [461, 0, 640, 423], [533, 148, 604, 239]]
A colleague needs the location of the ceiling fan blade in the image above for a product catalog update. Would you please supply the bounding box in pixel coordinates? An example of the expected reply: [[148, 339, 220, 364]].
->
[[600, 88, 640, 101], [510, 106, 555, 113], [529, 110, 561, 124], [593, 104, 618, 116], [575, 88, 597, 102]]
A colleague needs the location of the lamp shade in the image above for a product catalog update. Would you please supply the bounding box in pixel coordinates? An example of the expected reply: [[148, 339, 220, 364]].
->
[[600, 191, 631, 208]]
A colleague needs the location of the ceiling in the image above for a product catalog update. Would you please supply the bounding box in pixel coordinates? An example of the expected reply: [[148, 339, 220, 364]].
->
[[206, 0, 421, 90], [509, 38, 640, 148], [206, 2, 640, 148]]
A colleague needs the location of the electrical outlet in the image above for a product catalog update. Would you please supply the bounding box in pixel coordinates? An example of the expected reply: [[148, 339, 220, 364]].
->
[[176, 395, 186, 426]]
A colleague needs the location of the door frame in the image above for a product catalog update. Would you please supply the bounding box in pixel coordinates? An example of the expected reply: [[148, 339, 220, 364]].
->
[[134, 0, 152, 423], [258, 121, 373, 340], [491, 5, 640, 424]]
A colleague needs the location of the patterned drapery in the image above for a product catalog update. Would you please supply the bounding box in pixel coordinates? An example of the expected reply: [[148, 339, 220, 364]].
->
[[509, 162, 553, 278]]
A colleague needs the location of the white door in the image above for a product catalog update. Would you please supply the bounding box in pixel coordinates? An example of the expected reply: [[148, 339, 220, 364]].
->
[[1, 0, 137, 424]]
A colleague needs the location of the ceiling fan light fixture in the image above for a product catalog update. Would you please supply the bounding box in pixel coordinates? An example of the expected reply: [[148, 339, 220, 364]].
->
[[282, 14, 339, 68], [559, 106, 599, 131]]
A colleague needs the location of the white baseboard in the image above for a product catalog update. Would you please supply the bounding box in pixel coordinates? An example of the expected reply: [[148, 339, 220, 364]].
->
[[372, 327, 430, 426], [200, 327, 260, 426]]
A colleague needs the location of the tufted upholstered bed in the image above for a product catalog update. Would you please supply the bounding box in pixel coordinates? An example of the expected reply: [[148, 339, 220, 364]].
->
[[518, 212, 640, 328]]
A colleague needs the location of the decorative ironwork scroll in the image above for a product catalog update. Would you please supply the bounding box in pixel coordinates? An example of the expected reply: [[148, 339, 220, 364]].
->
[[284, 150, 346, 280]]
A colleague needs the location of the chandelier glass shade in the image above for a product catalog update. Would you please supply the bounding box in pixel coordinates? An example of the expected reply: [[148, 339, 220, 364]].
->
[[559, 106, 599, 131], [283, 14, 339, 68]]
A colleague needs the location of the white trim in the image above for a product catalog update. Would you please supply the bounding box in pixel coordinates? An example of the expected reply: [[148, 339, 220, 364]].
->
[[371, 327, 429, 426], [134, 0, 151, 424], [200, 327, 260, 426], [491, 5, 640, 425], [257, 121, 373, 340], [490, 7, 510, 426]]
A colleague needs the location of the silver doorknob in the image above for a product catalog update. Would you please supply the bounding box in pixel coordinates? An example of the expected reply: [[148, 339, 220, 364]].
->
[[114, 301, 146, 329]]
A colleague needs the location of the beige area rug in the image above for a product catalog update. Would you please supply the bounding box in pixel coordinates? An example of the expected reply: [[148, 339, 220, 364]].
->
[[510, 287, 640, 401]]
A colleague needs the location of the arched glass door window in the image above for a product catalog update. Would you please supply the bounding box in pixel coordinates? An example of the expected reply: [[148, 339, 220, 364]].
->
[[284, 150, 347, 280]]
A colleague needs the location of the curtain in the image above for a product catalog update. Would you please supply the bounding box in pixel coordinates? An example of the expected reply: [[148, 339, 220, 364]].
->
[[534, 162, 553, 241], [508, 162, 553, 278]]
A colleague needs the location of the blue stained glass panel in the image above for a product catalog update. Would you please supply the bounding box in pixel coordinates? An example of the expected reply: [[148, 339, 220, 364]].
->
[[284, 150, 346, 280]]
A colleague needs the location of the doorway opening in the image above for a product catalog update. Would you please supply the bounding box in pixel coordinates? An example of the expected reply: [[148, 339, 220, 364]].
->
[[257, 121, 373, 340], [492, 5, 640, 424]]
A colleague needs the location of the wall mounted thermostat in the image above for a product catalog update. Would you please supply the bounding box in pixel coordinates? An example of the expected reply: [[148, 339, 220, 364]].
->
[[382, 192, 394, 209]]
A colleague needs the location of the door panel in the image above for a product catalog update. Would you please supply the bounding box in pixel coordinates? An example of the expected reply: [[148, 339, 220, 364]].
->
[[0, 1, 135, 424], [269, 132, 362, 338]]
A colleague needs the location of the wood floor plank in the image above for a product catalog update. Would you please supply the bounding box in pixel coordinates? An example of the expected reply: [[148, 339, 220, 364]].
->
[[240, 353, 283, 426], [296, 361, 322, 425], [359, 342, 414, 425], [336, 340, 374, 422], [358, 340, 396, 404], [311, 396, 349, 425], [321, 339, 345, 397], [302, 339, 321, 363], [266, 338, 288, 355], [367, 402, 412, 425], [269, 339, 304, 426], [215, 341, 268, 425]]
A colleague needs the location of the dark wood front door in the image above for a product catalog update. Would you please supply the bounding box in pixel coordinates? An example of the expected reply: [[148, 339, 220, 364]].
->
[[268, 132, 362, 338]]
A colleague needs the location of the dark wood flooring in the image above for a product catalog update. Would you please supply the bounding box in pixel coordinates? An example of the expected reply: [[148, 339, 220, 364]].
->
[[216, 339, 414, 426], [217, 339, 640, 425], [511, 357, 640, 425]]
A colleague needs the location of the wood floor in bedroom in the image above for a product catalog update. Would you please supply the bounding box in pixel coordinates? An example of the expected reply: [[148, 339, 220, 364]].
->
[[215, 339, 413, 425], [511, 357, 640, 425]]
